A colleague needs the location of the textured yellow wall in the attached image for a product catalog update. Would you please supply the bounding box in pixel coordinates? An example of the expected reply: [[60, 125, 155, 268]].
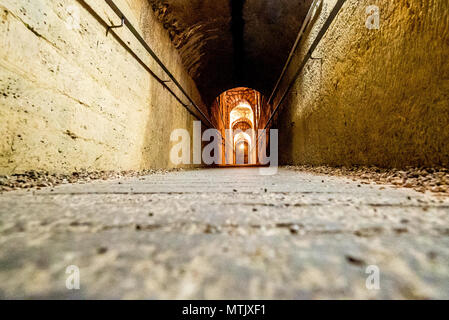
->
[[0, 0, 204, 174], [277, 0, 449, 168]]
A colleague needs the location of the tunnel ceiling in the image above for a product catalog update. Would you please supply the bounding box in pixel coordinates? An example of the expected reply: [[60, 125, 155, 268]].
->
[[149, 0, 313, 106]]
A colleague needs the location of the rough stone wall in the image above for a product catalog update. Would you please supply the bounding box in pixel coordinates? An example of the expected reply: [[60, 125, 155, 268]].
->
[[0, 0, 205, 175], [276, 0, 449, 168]]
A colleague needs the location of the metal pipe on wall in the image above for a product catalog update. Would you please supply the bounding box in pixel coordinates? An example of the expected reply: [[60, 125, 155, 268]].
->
[[76, 0, 215, 128], [267, 0, 323, 106], [264, 0, 347, 130]]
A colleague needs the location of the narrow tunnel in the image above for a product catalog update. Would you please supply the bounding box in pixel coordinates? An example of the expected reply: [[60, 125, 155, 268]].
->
[[1, 0, 449, 300]]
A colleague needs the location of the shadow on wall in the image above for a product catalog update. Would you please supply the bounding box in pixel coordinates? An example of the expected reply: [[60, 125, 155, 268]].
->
[[140, 0, 207, 170]]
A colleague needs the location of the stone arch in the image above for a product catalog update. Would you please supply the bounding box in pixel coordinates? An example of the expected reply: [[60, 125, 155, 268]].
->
[[229, 102, 254, 128]]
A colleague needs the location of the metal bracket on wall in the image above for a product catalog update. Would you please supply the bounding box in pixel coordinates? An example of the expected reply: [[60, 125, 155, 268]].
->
[[265, 0, 346, 130], [250, 0, 346, 153], [267, 0, 323, 106], [106, 16, 124, 36], [75, 0, 214, 128], [104, 0, 215, 128], [310, 56, 324, 90]]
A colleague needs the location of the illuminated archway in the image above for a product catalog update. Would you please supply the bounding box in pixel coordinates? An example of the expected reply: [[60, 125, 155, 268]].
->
[[232, 118, 252, 131], [229, 102, 254, 128], [235, 140, 249, 165], [234, 132, 252, 148], [209, 87, 273, 166], [233, 131, 255, 165], [227, 100, 255, 165]]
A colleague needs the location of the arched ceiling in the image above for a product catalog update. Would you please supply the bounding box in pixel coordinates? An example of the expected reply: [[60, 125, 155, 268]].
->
[[149, 0, 313, 106]]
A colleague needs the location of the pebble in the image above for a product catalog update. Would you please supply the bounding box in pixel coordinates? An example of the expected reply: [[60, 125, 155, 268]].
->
[[289, 224, 300, 234], [0, 168, 175, 193], [287, 165, 449, 195]]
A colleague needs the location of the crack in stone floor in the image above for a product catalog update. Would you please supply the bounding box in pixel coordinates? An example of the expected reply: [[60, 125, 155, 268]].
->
[[0, 168, 448, 299]]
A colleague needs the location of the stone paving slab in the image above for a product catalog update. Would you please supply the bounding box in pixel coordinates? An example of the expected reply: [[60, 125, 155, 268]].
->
[[0, 168, 448, 299]]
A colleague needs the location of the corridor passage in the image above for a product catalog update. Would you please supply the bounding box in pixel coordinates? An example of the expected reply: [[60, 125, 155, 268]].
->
[[1, 0, 448, 303], [1, 168, 448, 299]]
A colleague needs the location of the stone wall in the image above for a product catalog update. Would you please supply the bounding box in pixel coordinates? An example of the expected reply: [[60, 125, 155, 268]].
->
[[0, 0, 205, 174], [276, 0, 449, 168]]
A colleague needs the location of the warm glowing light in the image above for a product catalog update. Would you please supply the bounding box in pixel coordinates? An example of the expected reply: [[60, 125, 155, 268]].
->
[[230, 102, 254, 128], [234, 132, 252, 147], [239, 143, 245, 150]]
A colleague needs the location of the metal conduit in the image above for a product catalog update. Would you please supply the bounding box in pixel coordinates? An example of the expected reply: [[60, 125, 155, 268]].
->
[[264, 0, 347, 131], [76, 0, 215, 128], [267, 0, 322, 106], [249, 0, 346, 155]]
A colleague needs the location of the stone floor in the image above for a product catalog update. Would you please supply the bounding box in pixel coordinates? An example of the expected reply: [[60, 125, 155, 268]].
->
[[0, 167, 448, 299]]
